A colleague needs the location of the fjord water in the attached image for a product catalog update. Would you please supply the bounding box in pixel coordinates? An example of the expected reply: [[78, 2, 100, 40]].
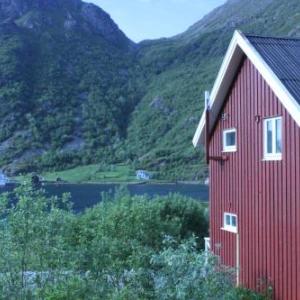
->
[[0, 183, 208, 213]]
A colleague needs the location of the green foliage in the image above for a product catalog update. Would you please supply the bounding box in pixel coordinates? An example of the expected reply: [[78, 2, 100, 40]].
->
[[0, 2, 144, 176], [224, 287, 272, 300], [67, 190, 209, 273], [150, 236, 269, 300], [2, 0, 300, 179], [0, 184, 266, 299], [0, 184, 74, 299], [151, 237, 233, 300], [125, 0, 300, 180], [42, 163, 136, 183]]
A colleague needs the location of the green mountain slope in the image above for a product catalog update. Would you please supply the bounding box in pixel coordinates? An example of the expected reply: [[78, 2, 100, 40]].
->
[[126, 0, 300, 180], [1, 0, 300, 179], [0, 0, 145, 175]]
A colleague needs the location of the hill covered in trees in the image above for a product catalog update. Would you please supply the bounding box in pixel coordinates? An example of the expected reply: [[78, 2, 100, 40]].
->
[[1, 0, 300, 179]]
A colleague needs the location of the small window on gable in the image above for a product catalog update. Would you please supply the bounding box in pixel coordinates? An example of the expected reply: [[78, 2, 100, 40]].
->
[[264, 117, 282, 160], [223, 213, 238, 233], [223, 129, 237, 152]]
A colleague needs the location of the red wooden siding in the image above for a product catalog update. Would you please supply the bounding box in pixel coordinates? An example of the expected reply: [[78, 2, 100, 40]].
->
[[209, 57, 300, 300]]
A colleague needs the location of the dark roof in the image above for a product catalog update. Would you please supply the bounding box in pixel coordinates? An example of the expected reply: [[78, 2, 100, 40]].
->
[[246, 35, 300, 104]]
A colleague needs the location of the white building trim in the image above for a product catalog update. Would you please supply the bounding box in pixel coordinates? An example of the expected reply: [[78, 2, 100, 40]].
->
[[193, 30, 300, 147]]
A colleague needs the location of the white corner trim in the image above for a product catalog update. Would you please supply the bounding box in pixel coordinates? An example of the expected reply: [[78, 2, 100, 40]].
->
[[192, 113, 205, 147], [193, 30, 300, 148]]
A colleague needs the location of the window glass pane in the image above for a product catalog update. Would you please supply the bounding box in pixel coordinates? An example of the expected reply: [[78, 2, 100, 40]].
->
[[226, 132, 236, 147], [266, 120, 273, 154], [225, 215, 231, 226], [275, 118, 282, 154], [232, 216, 237, 227]]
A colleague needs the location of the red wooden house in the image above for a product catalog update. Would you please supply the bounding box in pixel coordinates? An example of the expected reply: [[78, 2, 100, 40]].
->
[[193, 30, 300, 299]]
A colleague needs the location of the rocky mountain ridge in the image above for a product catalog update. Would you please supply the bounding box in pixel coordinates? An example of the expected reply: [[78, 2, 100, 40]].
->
[[0, 0, 133, 47]]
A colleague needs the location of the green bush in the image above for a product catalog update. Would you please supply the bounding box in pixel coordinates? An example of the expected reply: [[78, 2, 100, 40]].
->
[[151, 236, 233, 300], [224, 287, 271, 300], [151, 236, 269, 300], [68, 189, 208, 273], [0, 185, 75, 299], [0, 184, 265, 299]]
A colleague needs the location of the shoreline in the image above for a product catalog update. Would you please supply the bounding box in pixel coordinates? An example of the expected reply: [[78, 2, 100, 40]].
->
[[13, 180, 205, 186], [43, 180, 204, 186]]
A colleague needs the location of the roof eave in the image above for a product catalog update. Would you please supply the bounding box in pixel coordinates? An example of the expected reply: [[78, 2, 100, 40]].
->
[[193, 30, 300, 148], [193, 30, 245, 147], [192, 113, 205, 147]]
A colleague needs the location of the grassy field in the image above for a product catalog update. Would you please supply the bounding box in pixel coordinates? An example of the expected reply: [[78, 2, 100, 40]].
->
[[15, 164, 141, 184], [14, 164, 197, 184]]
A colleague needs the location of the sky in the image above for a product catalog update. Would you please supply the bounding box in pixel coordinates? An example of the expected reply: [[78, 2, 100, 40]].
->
[[88, 0, 226, 42]]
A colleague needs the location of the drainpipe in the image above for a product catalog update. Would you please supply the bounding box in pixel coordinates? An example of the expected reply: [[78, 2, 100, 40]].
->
[[205, 91, 210, 164], [236, 232, 240, 286]]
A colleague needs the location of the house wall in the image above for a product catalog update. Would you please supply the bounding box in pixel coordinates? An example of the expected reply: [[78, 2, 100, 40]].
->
[[209, 57, 300, 300]]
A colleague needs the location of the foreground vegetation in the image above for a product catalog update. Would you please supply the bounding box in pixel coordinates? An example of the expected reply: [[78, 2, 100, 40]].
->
[[0, 184, 268, 299]]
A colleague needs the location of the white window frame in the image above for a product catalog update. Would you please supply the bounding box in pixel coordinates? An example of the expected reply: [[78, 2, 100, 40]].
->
[[223, 128, 237, 152], [222, 212, 238, 233], [263, 116, 282, 161]]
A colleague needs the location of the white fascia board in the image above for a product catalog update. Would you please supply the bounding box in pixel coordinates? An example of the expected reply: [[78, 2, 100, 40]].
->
[[193, 30, 300, 148], [192, 113, 205, 147], [193, 30, 243, 147], [208, 30, 242, 110]]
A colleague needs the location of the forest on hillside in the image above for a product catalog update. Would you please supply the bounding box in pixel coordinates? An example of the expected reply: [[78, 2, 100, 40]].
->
[[1, 0, 300, 180]]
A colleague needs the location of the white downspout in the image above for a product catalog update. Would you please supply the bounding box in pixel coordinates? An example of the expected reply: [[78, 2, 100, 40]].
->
[[236, 232, 240, 286]]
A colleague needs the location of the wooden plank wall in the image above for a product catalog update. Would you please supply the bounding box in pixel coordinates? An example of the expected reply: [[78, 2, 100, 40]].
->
[[209, 57, 300, 299]]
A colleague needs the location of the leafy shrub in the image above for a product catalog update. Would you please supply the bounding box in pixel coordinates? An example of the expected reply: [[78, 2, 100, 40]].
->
[[0, 184, 265, 299], [0, 184, 75, 299], [68, 189, 208, 273], [151, 236, 234, 300], [224, 287, 271, 300], [151, 236, 268, 300]]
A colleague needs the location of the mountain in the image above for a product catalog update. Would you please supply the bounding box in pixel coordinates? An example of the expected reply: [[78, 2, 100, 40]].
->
[[0, 0, 143, 175], [0, 0, 132, 46], [1, 0, 300, 178], [126, 0, 300, 180]]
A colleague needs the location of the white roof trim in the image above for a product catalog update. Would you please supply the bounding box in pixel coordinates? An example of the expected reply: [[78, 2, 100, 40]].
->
[[193, 30, 300, 147]]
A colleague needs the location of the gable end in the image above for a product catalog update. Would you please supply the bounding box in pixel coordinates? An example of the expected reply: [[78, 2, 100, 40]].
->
[[193, 30, 300, 147]]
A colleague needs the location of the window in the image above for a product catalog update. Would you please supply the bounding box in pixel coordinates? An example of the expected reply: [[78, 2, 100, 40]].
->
[[264, 117, 282, 160], [223, 129, 237, 152], [222, 213, 238, 233]]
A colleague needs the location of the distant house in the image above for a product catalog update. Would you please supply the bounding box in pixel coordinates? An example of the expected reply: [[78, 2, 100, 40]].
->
[[136, 170, 152, 181], [0, 171, 9, 186], [193, 30, 300, 299], [204, 177, 209, 185]]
